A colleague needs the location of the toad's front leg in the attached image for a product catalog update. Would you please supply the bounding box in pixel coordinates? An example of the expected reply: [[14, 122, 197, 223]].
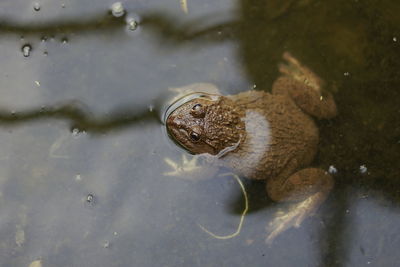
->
[[163, 154, 218, 180], [272, 52, 337, 119], [265, 167, 334, 244]]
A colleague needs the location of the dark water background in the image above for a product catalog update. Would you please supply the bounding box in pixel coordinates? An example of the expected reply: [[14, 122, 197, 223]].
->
[[0, 0, 399, 266]]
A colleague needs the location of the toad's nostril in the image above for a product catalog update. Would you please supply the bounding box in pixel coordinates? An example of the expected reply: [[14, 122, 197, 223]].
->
[[167, 115, 175, 125], [167, 115, 183, 129]]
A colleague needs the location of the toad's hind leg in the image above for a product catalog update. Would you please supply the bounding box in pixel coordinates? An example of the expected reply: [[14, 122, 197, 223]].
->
[[267, 168, 333, 203], [265, 168, 334, 244], [272, 52, 337, 119]]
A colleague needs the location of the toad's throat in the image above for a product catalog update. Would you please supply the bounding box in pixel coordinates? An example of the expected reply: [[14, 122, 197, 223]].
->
[[214, 136, 242, 158], [223, 110, 271, 175]]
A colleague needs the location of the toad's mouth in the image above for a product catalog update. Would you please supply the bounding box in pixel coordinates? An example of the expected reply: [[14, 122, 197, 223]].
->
[[165, 121, 195, 153], [167, 120, 243, 157]]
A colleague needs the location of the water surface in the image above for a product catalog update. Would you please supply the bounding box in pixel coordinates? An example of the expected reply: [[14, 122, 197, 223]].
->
[[0, 0, 399, 266]]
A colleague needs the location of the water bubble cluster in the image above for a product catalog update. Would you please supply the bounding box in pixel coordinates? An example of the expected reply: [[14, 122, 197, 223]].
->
[[71, 127, 86, 137], [72, 128, 80, 136], [35, 35, 70, 56], [110, 2, 125, 17]]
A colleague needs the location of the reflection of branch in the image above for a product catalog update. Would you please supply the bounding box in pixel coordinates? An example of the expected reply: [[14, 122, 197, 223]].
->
[[0, 101, 158, 134], [140, 13, 238, 44], [320, 188, 350, 267], [0, 13, 126, 35], [0, 11, 237, 40]]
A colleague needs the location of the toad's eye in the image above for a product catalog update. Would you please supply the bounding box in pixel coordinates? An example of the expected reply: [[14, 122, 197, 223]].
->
[[189, 131, 201, 142], [190, 103, 206, 118], [192, 103, 202, 110]]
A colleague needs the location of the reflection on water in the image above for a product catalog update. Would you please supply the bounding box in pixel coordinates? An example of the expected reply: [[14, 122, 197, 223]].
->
[[0, 13, 126, 35], [0, 101, 158, 133], [0, 0, 399, 266]]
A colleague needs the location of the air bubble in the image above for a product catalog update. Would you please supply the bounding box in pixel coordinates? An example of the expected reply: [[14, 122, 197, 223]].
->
[[86, 194, 94, 203], [22, 44, 32, 57], [126, 17, 138, 31], [328, 165, 337, 174], [359, 164, 367, 174], [33, 3, 41, 11], [103, 241, 110, 248], [110, 2, 125, 17]]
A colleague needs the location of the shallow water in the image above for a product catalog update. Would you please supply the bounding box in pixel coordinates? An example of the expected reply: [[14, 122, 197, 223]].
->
[[0, 0, 399, 266]]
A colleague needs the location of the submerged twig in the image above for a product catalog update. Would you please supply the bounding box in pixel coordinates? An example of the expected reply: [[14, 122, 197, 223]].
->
[[198, 173, 248, 239]]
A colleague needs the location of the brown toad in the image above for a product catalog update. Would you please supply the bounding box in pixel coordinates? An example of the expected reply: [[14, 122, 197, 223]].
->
[[164, 52, 337, 243]]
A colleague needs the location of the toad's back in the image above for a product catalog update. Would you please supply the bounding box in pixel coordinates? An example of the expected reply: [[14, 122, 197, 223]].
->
[[223, 90, 319, 180]]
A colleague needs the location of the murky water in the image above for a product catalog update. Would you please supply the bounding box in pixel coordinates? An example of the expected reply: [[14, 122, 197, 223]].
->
[[0, 0, 399, 266]]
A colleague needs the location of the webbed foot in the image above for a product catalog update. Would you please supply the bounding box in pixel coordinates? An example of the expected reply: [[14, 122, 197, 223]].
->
[[163, 154, 201, 177], [265, 192, 323, 244], [265, 168, 334, 244]]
